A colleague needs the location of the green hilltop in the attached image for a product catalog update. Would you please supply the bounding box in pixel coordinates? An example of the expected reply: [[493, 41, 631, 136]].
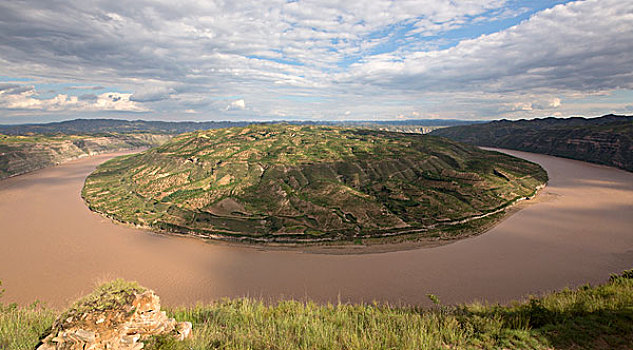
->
[[82, 124, 547, 243]]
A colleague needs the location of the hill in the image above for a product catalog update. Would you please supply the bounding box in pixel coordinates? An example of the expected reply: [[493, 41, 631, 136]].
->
[[0, 134, 171, 179], [82, 124, 546, 244], [431, 114, 633, 171]]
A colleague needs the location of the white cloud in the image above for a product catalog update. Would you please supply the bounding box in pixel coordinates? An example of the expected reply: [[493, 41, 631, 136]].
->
[[225, 99, 246, 111], [93, 92, 148, 112], [349, 0, 633, 95], [0, 85, 148, 112], [0, 0, 631, 121], [0, 86, 79, 110], [500, 97, 562, 113]]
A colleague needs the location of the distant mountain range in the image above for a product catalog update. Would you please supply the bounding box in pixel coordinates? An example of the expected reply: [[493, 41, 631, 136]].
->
[[0, 119, 251, 135], [0, 118, 480, 135], [432, 114, 633, 172]]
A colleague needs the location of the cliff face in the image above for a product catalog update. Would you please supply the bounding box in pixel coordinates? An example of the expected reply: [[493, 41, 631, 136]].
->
[[0, 134, 171, 179], [431, 115, 633, 172]]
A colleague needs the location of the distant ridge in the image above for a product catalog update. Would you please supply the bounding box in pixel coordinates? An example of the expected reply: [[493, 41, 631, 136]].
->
[[0, 118, 480, 135], [340, 119, 483, 127], [0, 119, 251, 135], [432, 114, 633, 171]]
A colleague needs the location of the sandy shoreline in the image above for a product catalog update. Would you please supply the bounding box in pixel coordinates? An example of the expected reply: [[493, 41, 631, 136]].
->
[[0, 149, 631, 308]]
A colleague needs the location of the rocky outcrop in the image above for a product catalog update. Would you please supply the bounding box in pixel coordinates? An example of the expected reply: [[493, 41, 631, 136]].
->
[[38, 284, 191, 350]]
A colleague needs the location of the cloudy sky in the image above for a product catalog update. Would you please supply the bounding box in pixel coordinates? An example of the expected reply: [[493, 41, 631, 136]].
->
[[1, 0, 632, 123]]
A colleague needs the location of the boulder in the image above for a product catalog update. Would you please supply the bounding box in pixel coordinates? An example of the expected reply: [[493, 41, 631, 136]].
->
[[38, 281, 191, 350]]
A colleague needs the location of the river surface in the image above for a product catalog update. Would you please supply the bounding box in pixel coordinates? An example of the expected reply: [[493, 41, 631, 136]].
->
[[0, 149, 632, 308]]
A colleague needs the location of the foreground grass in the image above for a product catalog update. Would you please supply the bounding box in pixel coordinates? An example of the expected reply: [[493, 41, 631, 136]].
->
[[2, 272, 632, 349], [0, 302, 56, 350]]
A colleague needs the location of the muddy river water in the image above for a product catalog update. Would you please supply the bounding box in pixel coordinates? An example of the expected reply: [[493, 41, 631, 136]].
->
[[1, 149, 632, 308]]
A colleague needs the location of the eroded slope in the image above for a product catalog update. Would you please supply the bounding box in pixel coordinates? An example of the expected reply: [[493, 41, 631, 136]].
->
[[0, 134, 171, 179]]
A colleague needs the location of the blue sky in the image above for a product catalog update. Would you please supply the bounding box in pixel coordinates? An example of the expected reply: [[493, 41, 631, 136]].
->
[[0, 0, 631, 123], [339, 1, 573, 65]]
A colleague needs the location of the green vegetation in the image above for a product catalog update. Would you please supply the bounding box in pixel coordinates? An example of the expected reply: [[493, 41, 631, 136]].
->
[[0, 281, 56, 350], [431, 114, 633, 172], [2, 271, 632, 349], [0, 302, 55, 350], [0, 133, 171, 179], [53, 279, 146, 334], [83, 124, 547, 244]]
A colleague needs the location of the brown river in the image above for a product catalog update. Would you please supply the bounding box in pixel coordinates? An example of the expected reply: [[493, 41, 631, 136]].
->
[[1, 149, 632, 308]]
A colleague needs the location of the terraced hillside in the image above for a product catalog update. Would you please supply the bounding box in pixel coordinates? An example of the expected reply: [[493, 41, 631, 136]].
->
[[82, 125, 547, 243], [0, 134, 171, 179]]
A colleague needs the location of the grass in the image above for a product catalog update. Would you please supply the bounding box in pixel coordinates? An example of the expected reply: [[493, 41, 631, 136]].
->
[[0, 302, 56, 350], [0, 281, 56, 350], [2, 271, 632, 349]]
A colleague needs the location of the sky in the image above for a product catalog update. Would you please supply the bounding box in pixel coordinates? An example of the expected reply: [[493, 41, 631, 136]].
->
[[0, 0, 632, 124]]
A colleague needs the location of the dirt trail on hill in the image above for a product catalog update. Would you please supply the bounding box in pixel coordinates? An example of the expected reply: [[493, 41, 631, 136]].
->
[[0, 149, 632, 308]]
